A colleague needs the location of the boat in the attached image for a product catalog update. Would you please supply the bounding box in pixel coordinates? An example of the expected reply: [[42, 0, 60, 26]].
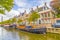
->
[[4, 24, 10, 28], [17, 25, 46, 34], [9, 24, 17, 28], [3, 23, 17, 28]]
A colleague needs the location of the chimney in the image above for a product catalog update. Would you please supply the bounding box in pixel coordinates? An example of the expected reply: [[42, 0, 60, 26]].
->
[[31, 8, 33, 11], [24, 10, 27, 14], [37, 6, 38, 9], [24, 10, 26, 13], [44, 2, 47, 6]]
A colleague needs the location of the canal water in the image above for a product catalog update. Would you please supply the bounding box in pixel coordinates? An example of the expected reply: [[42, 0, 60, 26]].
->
[[0, 27, 60, 40]]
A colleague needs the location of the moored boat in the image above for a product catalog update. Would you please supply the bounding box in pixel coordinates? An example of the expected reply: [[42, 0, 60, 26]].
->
[[9, 24, 17, 28], [17, 25, 46, 34], [4, 24, 10, 28]]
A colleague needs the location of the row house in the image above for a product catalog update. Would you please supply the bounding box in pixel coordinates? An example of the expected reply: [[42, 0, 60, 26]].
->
[[18, 10, 29, 25], [18, 3, 58, 28], [29, 3, 55, 28], [50, 0, 60, 28]]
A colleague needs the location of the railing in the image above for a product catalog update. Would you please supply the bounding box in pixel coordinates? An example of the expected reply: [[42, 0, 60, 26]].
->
[[47, 28, 60, 34]]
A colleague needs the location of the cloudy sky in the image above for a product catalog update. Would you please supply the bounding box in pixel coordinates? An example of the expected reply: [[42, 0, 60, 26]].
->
[[0, 0, 51, 22], [13, 0, 51, 13]]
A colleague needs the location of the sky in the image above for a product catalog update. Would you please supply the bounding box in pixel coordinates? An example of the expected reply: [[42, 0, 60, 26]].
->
[[13, 0, 51, 13], [0, 0, 51, 22]]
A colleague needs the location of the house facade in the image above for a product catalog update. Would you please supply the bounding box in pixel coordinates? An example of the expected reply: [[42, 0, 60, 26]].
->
[[18, 10, 29, 25], [49, 0, 60, 28], [18, 2, 60, 28], [29, 3, 55, 28]]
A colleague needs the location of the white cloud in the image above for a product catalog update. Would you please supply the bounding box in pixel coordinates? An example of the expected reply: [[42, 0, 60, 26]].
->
[[6, 10, 20, 18], [0, 14, 9, 22], [17, 8, 30, 13], [15, 0, 27, 7], [14, 0, 42, 13], [14, 0, 32, 13], [14, 0, 42, 8], [15, 0, 30, 8], [0, 10, 20, 22], [17, 8, 25, 13], [14, 0, 51, 13]]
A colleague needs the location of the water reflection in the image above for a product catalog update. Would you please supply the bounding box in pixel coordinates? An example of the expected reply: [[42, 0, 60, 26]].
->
[[0, 27, 19, 40], [0, 27, 60, 40]]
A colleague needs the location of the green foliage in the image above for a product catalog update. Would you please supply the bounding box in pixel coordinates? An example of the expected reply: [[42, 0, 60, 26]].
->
[[28, 11, 40, 22], [0, 10, 4, 14], [0, 17, 23, 24], [56, 7, 60, 18], [0, 0, 14, 14], [51, 1, 60, 18], [17, 19, 22, 24], [56, 14, 60, 18], [0, 19, 11, 24], [11, 17, 16, 23]]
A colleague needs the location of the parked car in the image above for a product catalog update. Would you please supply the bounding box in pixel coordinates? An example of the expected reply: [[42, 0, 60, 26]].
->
[[52, 23, 60, 28]]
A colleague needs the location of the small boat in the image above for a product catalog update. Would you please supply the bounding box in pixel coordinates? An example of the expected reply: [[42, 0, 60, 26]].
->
[[0, 24, 4, 27], [4, 24, 10, 28], [17, 25, 46, 34], [9, 24, 17, 28], [4, 24, 16, 28]]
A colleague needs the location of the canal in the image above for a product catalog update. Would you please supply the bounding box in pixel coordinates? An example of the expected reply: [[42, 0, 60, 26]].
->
[[0, 27, 60, 40]]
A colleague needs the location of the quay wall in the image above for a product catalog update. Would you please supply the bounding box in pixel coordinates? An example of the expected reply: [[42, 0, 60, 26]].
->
[[47, 28, 60, 34]]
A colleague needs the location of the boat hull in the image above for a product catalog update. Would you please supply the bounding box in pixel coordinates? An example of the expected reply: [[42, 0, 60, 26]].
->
[[17, 28, 46, 34]]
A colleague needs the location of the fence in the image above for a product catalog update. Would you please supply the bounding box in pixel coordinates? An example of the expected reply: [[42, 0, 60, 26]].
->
[[47, 28, 60, 34]]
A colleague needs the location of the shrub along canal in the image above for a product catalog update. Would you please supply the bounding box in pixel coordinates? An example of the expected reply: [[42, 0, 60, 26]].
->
[[0, 26, 60, 40]]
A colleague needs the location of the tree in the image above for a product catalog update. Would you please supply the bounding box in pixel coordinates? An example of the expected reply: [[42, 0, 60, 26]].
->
[[0, 0, 14, 14], [0, 19, 11, 24], [0, 17, 16, 24], [11, 17, 16, 23], [17, 19, 22, 24], [28, 11, 40, 24], [50, 0, 60, 18]]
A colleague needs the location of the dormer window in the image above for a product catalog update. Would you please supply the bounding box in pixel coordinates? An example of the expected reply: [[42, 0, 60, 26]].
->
[[43, 2, 49, 10]]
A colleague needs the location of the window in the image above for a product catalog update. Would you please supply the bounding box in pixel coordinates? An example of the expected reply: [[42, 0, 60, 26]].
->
[[45, 20, 47, 23], [43, 6, 48, 10], [41, 19, 44, 23], [48, 13, 50, 17], [41, 14, 44, 17], [47, 19, 50, 23], [39, 20, 41, 24], [45, 19, 51, 23], [45, 14, 47, 17]]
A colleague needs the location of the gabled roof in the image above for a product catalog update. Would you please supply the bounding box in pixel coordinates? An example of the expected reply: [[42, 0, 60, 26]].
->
[[30, 3, 50, 13]]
